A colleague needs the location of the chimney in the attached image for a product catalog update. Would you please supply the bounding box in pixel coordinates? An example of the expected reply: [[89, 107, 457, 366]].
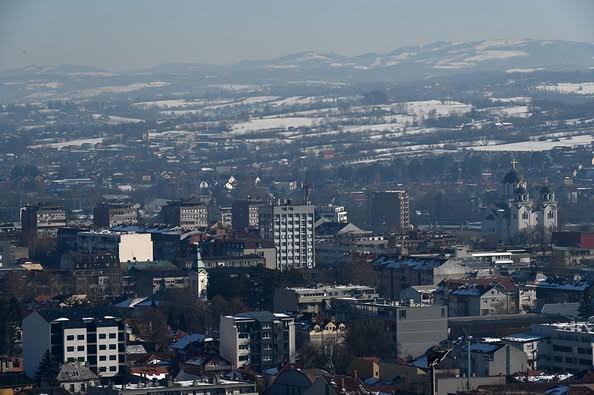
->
[[353, 369, 358, 379]]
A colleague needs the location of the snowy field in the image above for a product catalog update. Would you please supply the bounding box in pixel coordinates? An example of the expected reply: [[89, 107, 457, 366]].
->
[[75, 81, 170, 97], [470, 134, 594, 152], [28, 137, 104, 149], [228, 117, 322, 135], [536, 83, 594, 95]]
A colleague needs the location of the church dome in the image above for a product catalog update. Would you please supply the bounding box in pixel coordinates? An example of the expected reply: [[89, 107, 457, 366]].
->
[[503, 169, 524, 184]]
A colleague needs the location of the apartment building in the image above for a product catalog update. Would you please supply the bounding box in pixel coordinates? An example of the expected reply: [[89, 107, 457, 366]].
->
[[219, 311, 295, 372], [21, 203, 68, 243], [315, 205, 348, 223], [232, 200, 262, 231], [367, 190, 409, 232], [23, 309, 126, 379], [77, 231, 153, 263], [93, 202, 139, 229], [259, 204, 315, 270], [161, 199, 208, 228]]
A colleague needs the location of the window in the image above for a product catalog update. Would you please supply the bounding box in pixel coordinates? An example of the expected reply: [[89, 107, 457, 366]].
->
[[77, 357, 85, 362], [66, 335, 75, 341], [99, 334, 106, 339], [77, 335, 85, 340], [99, 345, 106, 350], [109, 344, 116, 350], [441, 308, 446, 318], [109, 355, 117, 360], [399, 310, 407, 319], [109, 333, 117, 339], [77, 346, 85, 351], [109, 366, 117, 371], [99, 367, 107, 372], [99, 356, 107, 361], [67, 346, 75, 352]]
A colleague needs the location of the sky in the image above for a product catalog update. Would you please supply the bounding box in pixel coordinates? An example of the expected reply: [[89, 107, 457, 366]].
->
[[1, 0, 593, 71]]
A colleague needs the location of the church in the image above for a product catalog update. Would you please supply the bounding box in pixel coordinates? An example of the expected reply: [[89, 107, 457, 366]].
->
[[483, 160, 558, 244]]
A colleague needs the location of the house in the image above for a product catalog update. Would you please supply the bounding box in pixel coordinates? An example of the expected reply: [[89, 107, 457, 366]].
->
[[56, 363, 99, 394], [347, 357, 380, 380], [308, 320, 346, 347], [443, 340, 528, 377], [536, 280, 592, 308], [168, 334, 214, 361], [448, 281, 519, 317], [400, 285, 438, 305], [273, 285, 377, 314]]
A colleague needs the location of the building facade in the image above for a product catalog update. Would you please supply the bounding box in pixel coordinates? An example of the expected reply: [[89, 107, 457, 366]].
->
[[259, 204, 315, 270], [368, 190, 409, 232], [232, 200, 261, 231], [219, 311, 295, 371], [316, 205, 348, 223], [77, 231, 153, 263], [23, 309, 126, 379], [161, 200, 209, 228], [93, 202, 139, 229], [274, 285, 378, 314], [330, 298, 448, 359], [21, 203, 68, 244]]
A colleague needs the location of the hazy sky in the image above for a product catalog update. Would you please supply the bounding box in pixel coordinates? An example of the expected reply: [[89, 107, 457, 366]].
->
[[1, 0, 593, 71]]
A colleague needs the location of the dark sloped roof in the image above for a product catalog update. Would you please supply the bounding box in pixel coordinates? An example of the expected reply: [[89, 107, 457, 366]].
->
[[502, 169, 524, 184]]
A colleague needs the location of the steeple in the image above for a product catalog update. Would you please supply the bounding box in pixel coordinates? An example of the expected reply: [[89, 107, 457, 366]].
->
[[192, 242, 208, 300]]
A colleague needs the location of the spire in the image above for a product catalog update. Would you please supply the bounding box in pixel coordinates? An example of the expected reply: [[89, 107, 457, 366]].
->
[[194, 242, 205, 270]]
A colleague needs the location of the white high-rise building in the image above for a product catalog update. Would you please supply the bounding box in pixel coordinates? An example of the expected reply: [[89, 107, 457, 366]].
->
[[23, 309, 126, 379], [259, 204, 315, 270]]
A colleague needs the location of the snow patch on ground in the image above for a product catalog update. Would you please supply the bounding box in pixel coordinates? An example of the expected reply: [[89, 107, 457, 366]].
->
[[470, 134, 594, 152], [536, 82, 594, 95]]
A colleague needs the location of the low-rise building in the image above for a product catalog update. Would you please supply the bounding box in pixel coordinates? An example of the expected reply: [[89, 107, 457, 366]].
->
[[77, 231, 153, 263], [532, 321, 594, 374], [274, 285, 378, 314], [502, 332, 548, 370], [87, 379, 258, 395], [330, 298, 448, 359]]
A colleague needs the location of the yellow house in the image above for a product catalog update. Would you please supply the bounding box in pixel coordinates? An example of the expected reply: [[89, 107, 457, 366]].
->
[[308, 320, 346, 347]]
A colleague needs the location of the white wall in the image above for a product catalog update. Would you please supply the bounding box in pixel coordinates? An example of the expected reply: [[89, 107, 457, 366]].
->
[[219, 316, 240, 368], [118, 233, 153, 263]]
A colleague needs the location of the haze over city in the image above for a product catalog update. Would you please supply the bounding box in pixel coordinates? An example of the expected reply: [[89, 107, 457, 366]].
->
[[3, 2, 594, 395], [1, 0, 594, 70]]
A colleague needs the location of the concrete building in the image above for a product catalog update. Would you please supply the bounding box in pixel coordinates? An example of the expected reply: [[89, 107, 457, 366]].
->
[[161, 199, 208, 228], [87, 380, 258, 395], [274, 285, 378, 314], [60, 253, 123, 302], [444, 340, 528, 378], [23, 309, 126, 379], [316, 205, 348, 223], [77, 231, 153, 263], [531, 321, 594, 374], [373, 256, 470, 300], [93, 202, 139, 229], [502, 332, 548, 370], [21, 203, 68, 243], [330, 298, 448, 358], [219, 205, 233, 227], [447, 279, 519, 317], [483, 160, 558, 244], [0, 240, 16, 268], [259, 204, 315, 270], [219, 311, 295, 371], [232, 200, 262, 231], [368, 190, 409, 232]]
